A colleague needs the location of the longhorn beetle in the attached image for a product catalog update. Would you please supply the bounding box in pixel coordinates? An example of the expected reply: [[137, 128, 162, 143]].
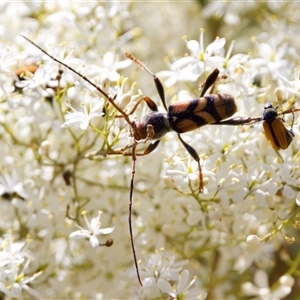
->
[[124, 52, 239, 192], [19, 35, 300, 285]]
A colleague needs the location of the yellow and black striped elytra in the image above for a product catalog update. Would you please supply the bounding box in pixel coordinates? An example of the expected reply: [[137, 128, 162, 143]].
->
[[131, 68, 237, 140], [132, 93, 237, 138], [262, 104, 294, 150], [168, 94, 237, 133]]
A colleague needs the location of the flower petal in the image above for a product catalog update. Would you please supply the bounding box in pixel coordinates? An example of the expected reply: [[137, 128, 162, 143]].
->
[[69, 230, 90, 239], [96, 226, 115, 235], [89, 235, 100, 248], [157, 278, 176, 298]]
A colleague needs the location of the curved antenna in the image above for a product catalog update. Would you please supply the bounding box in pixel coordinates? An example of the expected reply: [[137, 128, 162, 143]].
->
[[20, 35, 133, 126], [125, 52, 167, 111]]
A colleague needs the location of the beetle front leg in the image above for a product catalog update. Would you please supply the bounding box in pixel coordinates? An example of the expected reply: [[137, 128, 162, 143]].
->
[[177, 134, 203, 192], [134, 96, 159, 112], [115, 96, 159, 119], [121, 140, 160, 157]]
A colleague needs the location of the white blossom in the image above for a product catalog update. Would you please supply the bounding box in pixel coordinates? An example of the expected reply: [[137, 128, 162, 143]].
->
[[0, 235, 41, 299], [139, 250, 188, 287], [61, 96, 104, 130], [242, 270, 294, 300], [1, 2, 300, 299], [70, 211, 115, 248], [158, 269, 207, 300]]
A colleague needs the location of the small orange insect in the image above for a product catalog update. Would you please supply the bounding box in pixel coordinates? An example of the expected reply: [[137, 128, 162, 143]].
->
[[262, 103, 294, 150]]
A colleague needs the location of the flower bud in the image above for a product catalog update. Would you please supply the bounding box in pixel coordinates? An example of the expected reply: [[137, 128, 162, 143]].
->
[[39, 140, 51, 155], [246, 235, 260, 246]]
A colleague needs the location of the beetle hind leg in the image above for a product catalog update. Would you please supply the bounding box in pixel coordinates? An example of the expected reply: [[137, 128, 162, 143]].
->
[[177, 134, 204, 192], [200, 68, 220, 97]]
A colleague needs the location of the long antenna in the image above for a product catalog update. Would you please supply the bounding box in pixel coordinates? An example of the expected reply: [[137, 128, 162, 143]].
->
[[20, 35, 133, 126], [20, 35, 143, 286]]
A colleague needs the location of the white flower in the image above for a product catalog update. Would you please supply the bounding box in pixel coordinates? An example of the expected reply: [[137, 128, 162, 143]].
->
[[157, 29, 247, 88], [251, 39, 289, 76], [264, 162, 298, 199], [0, 260, 41, 299], [277, 67, 300, 101], [0, 48, 17, 74], [242, 269, 294, 300], [0, 235, 28, 268], [186, 29, 226, 65], [69, 211, 115, 248], [139, 250, 188, 287], [157, 56, 204, 87], [0, 236, 41, 299], [246, 234, 261, 246], [158, 269, 207, 300], [156, 29, 226, 87], [100, 51, 131, 82], [0, 170, 28, 200], [61, 96, 104, 130], [14, 66, 54, 92]]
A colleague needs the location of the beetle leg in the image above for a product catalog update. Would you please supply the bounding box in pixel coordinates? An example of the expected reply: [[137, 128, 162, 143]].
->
[[133, 96, 159, 113], [119, 140, 160, 157], [177, 134, 203, 192], [134, 140, 160, 156], [115, 96, 159, 119], [214, 116, 262, 126], [213, 107, 300, 127], [200, 68, 220, 97], [125, 52, 168, 111], [290, 111, 295, 134]]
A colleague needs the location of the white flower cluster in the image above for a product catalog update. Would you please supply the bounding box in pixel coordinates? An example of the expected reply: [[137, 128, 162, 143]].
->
[[1, 1, 300, 299], [0, 235, 41, 299]]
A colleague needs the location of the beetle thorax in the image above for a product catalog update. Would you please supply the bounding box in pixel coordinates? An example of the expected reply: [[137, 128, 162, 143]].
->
[[132, 112, 171, 140], [263, 104, 278, 122]]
